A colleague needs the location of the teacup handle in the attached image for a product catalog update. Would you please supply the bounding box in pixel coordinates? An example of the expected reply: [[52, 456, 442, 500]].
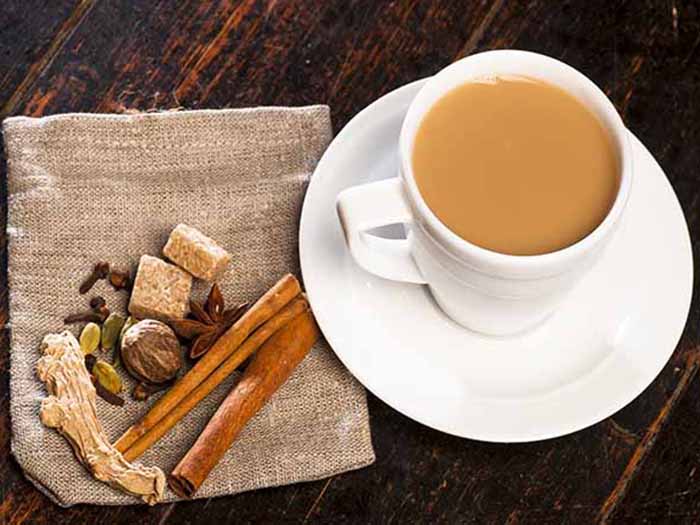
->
[[336, 178, 427, 284]]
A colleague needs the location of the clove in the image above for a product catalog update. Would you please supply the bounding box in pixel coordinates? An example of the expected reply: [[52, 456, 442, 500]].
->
[[65, 311, 103, 324], [89, 296, 106, 310], [109, 269, 132, 291], [79, 262, 110, 294], [65, 301, 109, 324], [95, 304, 111, 322]]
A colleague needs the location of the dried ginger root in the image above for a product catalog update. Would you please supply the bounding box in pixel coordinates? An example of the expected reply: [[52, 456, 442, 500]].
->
[[36, 331, 165, 504]]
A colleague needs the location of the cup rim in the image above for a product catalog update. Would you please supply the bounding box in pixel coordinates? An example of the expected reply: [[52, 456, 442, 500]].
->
[[399, 49, 633, 275]]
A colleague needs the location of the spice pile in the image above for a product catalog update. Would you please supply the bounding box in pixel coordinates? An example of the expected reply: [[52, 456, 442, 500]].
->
[[37, 224, 319, 504]]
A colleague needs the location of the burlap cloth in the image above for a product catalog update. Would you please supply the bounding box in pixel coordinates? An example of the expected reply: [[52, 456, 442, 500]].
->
[[3, 107, 375, 506]]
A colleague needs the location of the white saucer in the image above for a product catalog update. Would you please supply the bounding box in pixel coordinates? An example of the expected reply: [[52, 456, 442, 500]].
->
[[299, 78, 693, 442]]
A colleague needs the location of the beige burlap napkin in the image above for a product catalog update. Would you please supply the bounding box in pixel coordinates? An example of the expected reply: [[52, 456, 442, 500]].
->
[[3, 107, 374, 506]]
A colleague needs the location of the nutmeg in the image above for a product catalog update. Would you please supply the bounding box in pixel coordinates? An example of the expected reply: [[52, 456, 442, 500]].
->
[[120, 319, 182, 384]]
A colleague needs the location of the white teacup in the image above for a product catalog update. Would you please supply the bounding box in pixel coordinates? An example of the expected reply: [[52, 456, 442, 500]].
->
[[336, 50, 632, 335]]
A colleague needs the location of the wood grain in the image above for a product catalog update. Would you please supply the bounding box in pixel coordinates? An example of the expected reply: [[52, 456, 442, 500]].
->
[[598, 352, 700, 524], [0, 0, 94, 116], [1, 0, 699, 523]]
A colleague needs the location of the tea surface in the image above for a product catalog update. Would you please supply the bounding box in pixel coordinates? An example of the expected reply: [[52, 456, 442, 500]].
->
[[412, 77, 619, 256]]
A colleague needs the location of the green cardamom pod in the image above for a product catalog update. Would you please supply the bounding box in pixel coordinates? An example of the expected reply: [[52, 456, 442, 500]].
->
[[93, 360, 122, 394], [101, 313, 125, 351], [79, 322, 101, 355]]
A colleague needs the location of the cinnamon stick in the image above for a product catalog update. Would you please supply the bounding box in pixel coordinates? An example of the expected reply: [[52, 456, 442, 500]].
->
[[122, 295, 310, 461], [115, 274, 301, 453], [168, 310, 319, 498]]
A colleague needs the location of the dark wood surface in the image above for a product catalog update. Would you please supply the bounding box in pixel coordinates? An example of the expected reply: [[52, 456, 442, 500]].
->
[[1, 1, 699, 523]]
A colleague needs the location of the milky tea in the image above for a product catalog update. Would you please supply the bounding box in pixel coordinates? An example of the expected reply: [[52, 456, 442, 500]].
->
[[412, 77, 619, 256]]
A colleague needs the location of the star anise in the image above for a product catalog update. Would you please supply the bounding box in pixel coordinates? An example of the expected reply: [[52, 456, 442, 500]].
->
[[170, 283, 248, 359]]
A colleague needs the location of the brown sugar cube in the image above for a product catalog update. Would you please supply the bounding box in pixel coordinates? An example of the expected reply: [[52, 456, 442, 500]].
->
[[128, 255, 192, 321], [162, 224, 231, 281]]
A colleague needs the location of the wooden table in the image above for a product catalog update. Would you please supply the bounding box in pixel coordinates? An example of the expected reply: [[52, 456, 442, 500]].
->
[[1, 1, 699, 523]]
